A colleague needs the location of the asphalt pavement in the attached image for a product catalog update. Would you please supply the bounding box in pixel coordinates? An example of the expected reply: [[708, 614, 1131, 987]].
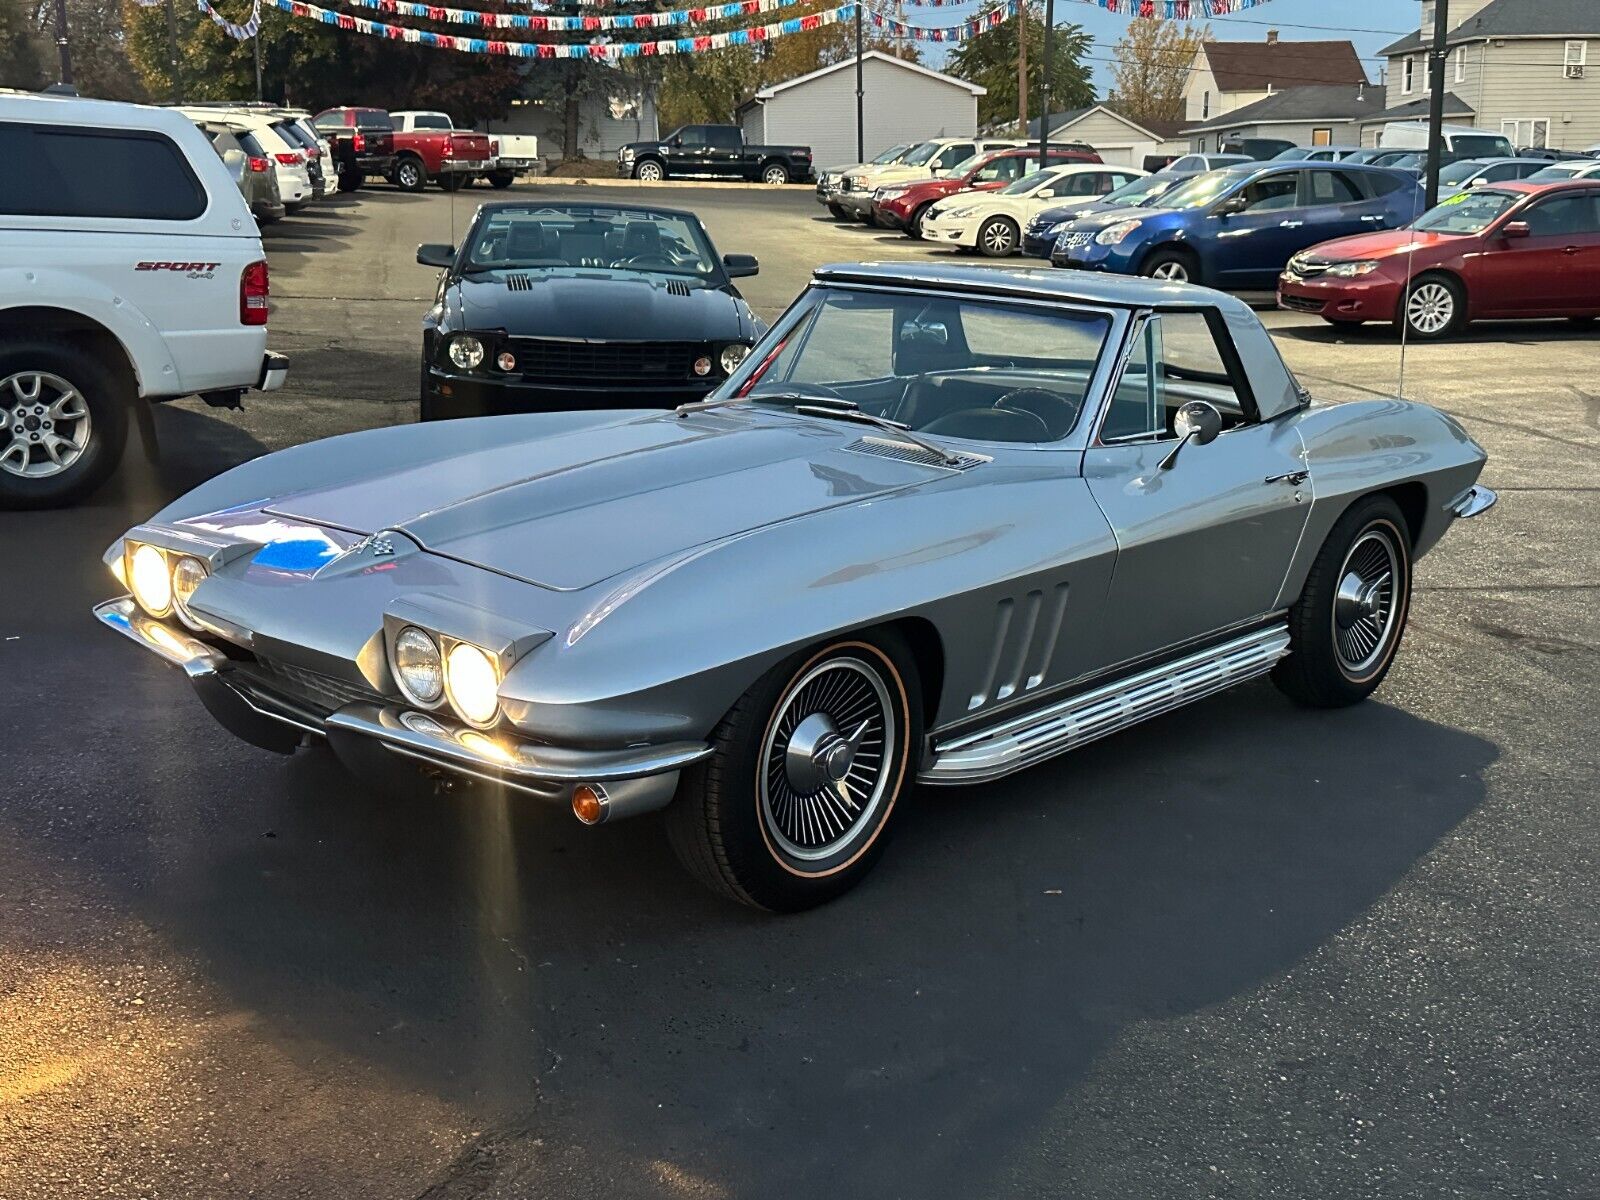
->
[[1, 181, 1596, 1200]]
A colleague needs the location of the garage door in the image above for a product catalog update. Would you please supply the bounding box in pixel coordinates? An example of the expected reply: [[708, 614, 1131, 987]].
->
[[1095, 145, 1136, 165]]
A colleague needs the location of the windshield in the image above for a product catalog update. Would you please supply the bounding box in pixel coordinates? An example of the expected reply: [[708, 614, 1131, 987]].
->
[[1154, 168, 1250, 210], [465, 205, 720, 277], [1438, 160, 1487, 185], [1452, 134, 1513, 157], [1530, 164, 1585, 180], [873, 143, 912, 164], [949, 152, 988, 176], [1000, 168, 1058, 196], [1413, 189, 1519, 234], [902, 141, 942, 166], [723, 289, 1112, 445], [1105, 174, 1179, 206]]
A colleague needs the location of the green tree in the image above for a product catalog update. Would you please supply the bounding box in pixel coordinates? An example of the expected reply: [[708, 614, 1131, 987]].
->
[[26, 0, 147, 98], [946, 0, 1092, 131], [2, 0, 51, 89], [1105, 16, 1206, 124]]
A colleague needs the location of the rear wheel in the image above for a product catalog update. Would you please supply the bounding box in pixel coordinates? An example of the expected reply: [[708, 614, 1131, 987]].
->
[[0, 339, 129, 509], [437, 173, 467, 192], [1142, 247, 1198, 284], [486, 169, 515, 189], [760, 161, 790, 185], [1400, 273, 1465, 339], [667, 631, 919, 911], [976, 216, 1019, 257], [393, 156, 426, 192], [1273, 495, 1412, 708]]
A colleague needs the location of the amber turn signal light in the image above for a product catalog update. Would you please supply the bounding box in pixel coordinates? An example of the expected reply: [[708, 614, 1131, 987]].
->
[[572, 784, 608, 826]]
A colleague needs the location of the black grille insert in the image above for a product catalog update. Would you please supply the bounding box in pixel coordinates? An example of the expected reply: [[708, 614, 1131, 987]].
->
[[503, 337, 707, 383]]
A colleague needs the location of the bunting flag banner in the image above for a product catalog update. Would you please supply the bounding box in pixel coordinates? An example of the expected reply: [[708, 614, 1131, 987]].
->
[[260, 0, 1024, 58], [131, 0, 262, 38], [330, 0, 814, 32]]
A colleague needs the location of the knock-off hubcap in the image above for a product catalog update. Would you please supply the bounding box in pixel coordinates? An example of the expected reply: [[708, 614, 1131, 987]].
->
[[1332, 530, 1400, 674]]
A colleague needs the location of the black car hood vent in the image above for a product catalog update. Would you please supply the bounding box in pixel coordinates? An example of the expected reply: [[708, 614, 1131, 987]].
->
[[845, 436, 986, 471], [665, 280, 692, 297], [505, 274, 534, 292]]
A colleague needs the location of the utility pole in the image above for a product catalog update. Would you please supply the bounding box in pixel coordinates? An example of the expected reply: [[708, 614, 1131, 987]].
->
[[1424, 0, 1448, 208], [164, 0, 183, 103], [254, 33, 263, 101], [1016, 0, 1028, 135], [1036, 0, 1054, 161], [52, 0, 73, 86], [855, 0, 864, 161]]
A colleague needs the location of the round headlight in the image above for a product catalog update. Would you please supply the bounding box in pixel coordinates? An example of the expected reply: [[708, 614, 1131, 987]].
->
[[719, 344, 749, 375], [692, 356, 713, 377], [171, 556, 209, 629], [448, 335, 485, 370], [393, 626, 444, 705], [129, 544, 172, 617], [445, 642, 500, 727], [496, 350, 517, 372]]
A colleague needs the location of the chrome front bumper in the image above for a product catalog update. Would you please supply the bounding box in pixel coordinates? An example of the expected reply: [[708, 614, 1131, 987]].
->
[[1450, 484, 1497, 519], [94, 597, 703, 816]]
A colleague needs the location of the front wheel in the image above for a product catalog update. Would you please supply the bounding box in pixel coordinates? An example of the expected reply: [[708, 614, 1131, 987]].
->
[[632, 159, 665, 182], [827, 202, 847, 220], [976, 216, 1019, 257], [1272, 495, 1413, 708], [667, 631, 920, 911], [1142, 248, 1197, 284], [0, 339, 130, 509], [1400, 274, 1465, 340], [337, 169, 364, 193], [760, 161, 790, 185], [909, 203, 933, 239], [486, 169, 515, 189]]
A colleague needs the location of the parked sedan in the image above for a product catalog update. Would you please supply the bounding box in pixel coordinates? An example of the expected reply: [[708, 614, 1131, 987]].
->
[[1022, 170, 1196, 258], [1435, 156, 1547, 199], [417, 202, 762, 419], [1271, 145, 1363, 162], [922, 164, 1131, 257], [1529, 159, 1600, 182], [1050, 163, 1424, 288], [874, 148, 1116, 238], [93, 264, 1494, 910], [1277, 179, 1600, 338]]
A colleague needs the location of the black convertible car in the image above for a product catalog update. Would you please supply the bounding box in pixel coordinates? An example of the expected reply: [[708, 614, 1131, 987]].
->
[[417, 202, 763, 419]]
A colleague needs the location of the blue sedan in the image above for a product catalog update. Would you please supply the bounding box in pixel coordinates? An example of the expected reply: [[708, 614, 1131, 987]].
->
[[1049, 163, 1424, 289], [1020, 170, 1199, 259]]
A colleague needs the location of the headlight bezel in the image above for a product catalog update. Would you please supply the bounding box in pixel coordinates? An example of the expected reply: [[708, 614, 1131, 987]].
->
[[1095, 219, 1144, 246], [391, 625, 445, 707], [447, 334, 486, 371]]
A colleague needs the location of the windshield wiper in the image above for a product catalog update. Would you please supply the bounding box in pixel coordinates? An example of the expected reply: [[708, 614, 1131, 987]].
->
[[675, 389, 840, 419], [791, 402, 963, 466]]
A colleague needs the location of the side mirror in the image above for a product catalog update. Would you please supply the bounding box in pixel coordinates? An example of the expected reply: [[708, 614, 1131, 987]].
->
[[1159, 400, 1224, 470], [1213, 194, 1249, 217], [1502, 220, 1531, 239], [723, 252, 759, 279], [1467, 176, 1485, 187], [671, 135, 683, 148], [416, 243, 456, 268]]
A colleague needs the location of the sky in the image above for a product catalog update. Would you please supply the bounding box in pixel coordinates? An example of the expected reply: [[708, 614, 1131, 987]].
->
[[918, 0, 1420, 95]]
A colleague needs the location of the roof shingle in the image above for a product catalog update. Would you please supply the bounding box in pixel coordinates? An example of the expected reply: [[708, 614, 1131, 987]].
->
[[1203, 39, 1369, 92]]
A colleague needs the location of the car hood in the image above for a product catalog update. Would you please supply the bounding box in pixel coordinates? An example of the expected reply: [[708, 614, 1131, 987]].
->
[[453, 271, 748, 342], [263, 410, 949, 591], [1294, 229, 1464, 262], [1059, 205, 1174, 232]]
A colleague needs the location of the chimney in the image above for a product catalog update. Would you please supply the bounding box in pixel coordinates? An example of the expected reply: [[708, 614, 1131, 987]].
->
[[1265, 29, 1279, 45]]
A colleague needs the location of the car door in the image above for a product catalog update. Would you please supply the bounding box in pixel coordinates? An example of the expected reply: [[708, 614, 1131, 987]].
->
[[1298, 166, 1379, 245], [1481, 192, 1600, 312], [704, 125, 743, 176], [1205, 170, 1306, 288], [669, 126, 713, 175], [1083, 309, 1311, 667]]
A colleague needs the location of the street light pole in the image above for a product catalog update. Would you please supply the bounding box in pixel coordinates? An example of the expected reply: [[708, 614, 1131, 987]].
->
[[1037, 0, 1054, 161], [254, 33, 263, 101], [1424, 0, 1449, 208], [164, 0, 183, 103], [855, 1, 864, 162], [52, 0, 74, 86]]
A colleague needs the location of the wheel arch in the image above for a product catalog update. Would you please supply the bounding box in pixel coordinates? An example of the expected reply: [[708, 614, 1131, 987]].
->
[[1402, 266, 1469, 319], [1136, 240, 1199, 276], [0, 306, 140, 399], [632, 154, 666, 176]]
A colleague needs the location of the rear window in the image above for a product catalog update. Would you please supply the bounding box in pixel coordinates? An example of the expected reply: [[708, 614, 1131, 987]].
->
[[355, 110, 394, 131], [274, 121, 312, 149], [0, 122, 205, 220], [409, 114, 452, 130]]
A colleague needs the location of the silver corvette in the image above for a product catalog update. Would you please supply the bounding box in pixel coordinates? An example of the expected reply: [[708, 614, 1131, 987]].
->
[[96, 264, 1495, 910]]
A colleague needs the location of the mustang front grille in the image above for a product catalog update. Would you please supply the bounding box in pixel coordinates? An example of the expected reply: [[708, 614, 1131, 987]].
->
[[503, 337, 710, 383]]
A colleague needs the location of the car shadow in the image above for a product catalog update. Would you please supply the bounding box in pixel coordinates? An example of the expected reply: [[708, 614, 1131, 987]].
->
[[1280, 316, 1597, 345], [43, 668, 1496, 1195]]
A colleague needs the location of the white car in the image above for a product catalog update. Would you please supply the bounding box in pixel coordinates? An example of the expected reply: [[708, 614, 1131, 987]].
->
[[179, 108, 312, 210], [1528, 159, 1600, 181], [837, 137, 1025, 221], [0, 94, 287, 508], [921, 163, 1145, 257]]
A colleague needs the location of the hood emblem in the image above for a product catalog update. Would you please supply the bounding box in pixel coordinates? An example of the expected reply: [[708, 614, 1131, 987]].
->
[[350, 534, 396, 558]]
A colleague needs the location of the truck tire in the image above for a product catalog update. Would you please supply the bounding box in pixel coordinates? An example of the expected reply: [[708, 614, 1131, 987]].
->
[[632, 159, 665, 182], [486, 169, 515, 189], [392, 155, 427, 192], [438, 173, 467, 192], [338, 168, 365, 193], [759, 161, 790, 185], [0, 338, 130, 509]]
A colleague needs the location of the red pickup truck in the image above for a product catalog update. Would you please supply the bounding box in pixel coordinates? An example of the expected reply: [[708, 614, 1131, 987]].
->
[[388, 111, 496, 192]]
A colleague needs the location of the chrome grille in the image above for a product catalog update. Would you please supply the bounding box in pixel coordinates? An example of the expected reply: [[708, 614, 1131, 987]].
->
[[501, 337, 709, 383], [255, 658, 385, 714], [1056, 231, 1092, 250]]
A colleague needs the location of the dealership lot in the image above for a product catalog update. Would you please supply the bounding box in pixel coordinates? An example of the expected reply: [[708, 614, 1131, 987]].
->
[[2, 184, 1597, 1198]]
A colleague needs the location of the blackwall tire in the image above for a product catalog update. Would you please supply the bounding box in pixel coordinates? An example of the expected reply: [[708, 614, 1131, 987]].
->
[[1142, 247, 1198, 284], [0, 339, 129, 510], [393, 156, 426, 192], [337, 170, 365, 193], [1272, 495, 1413, 708], [487, 170, 515, 189], [761, 162, 790, 185], [632, 160, 665, 182], [976, 216, 1019, 257], [667, 630, 920, 911], [1401, 273, 1465, 340]]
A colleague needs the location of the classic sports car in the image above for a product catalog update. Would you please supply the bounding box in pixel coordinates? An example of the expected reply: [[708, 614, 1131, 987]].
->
[[416, 201, 763, 420], [95, 265, 1495, 911]]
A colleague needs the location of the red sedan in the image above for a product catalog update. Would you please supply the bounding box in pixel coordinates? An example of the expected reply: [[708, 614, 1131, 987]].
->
[[1278, 179, 1600, 339], [872, 147, 1099, 238]]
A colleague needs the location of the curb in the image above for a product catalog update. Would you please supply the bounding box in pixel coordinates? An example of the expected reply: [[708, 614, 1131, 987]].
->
[[516, 176, 814, 191]]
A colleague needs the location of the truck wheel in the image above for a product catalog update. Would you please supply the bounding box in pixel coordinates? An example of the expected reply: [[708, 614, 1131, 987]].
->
[[337, 169, 365, 193], [666, 630, 920, 912], [393, 155, 426, 192], [437, 173, 467, 192], [632, 159, 665, 182], [0, 339, 130, 510], [826, 203, 847, 220], [760, 161, 790, 185], [486, 169, 515, 189]]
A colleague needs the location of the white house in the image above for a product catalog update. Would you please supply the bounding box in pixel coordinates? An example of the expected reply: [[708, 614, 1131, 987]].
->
[[1180, 83, 1389, 152], [736, 51, 984, 169], [1024, 104, 1186, 168], [1180, 32, 1369, 125], [488, 79, 659, 162], [1372, 0, 1600, 150]]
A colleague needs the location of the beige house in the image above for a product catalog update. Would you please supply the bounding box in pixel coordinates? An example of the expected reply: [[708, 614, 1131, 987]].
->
[[1180, 32, 1369, 125], [1179, 84, 1388, 153], [1373, 0, 1600, 150], [1024, 104, 1186, 168]]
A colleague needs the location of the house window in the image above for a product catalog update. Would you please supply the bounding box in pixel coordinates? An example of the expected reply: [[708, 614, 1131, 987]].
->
[[1501, 118, 1550, 149], [1402, 57, 1414, 94], [1311, 127, 1333, 146], [1566, 41, 1588, 75], [1454, 46, 1466, 82], [1202, 90, 1211, 119]]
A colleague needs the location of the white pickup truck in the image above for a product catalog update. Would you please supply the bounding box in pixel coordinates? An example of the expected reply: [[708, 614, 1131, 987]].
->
[[0, 94, 287, 508]]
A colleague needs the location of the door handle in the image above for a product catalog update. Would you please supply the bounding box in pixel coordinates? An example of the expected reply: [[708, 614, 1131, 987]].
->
[[1265, 470, 1309, 485], [1564, 246, 1580, 255], [1279, 220, 1304, 228], [1361, 215, 1385, 223]]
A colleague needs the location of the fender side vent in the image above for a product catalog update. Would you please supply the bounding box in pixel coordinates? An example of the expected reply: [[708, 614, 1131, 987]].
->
[[665, 280, 692, 297], [846, 436, 986, 471], [506, 274, 533, 292]]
